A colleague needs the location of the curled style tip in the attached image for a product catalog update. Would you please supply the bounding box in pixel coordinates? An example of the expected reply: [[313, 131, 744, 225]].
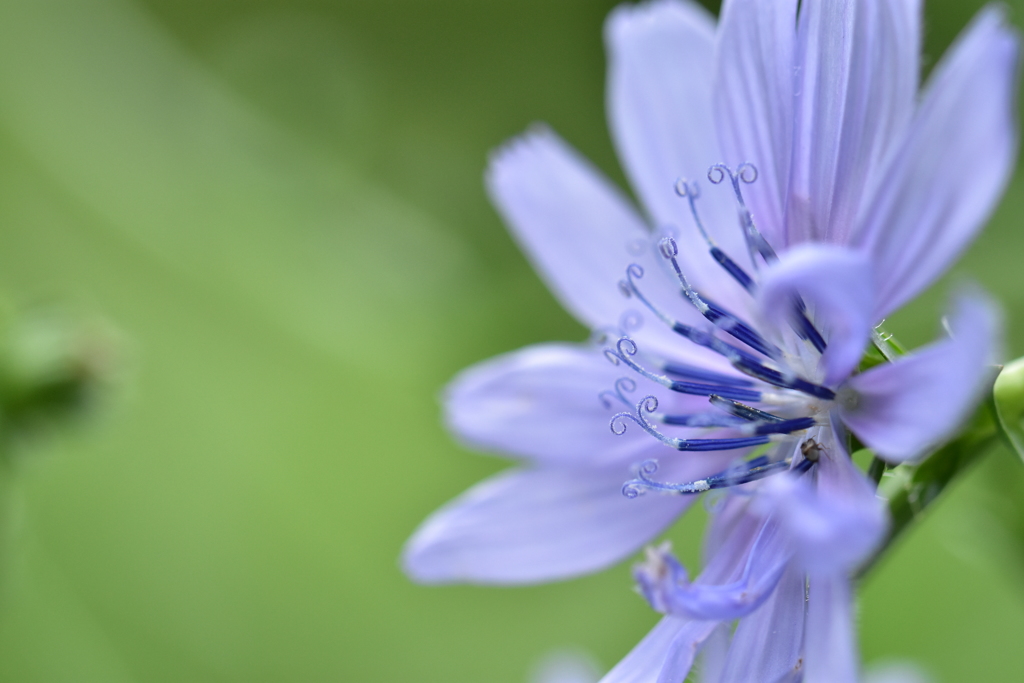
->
[[604, 336, 638, 367], [658, 237, 679, 259], [618, 264, 645, 299], [674, 178, 699, 198], [611, 393, 773, 451], [617, 336, 639, 359], [622, 460, 661, 499], [707, 163, 758, 186], [609, 395, 660, 436], [598, 377, 637, 409], [737, 163, 758, 183], [707, 164, 728, 185]]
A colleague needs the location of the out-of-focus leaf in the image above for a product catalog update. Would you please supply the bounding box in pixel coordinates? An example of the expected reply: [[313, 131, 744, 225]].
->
[[994, 357, 1024, 462], [0, 0, 472, 375]]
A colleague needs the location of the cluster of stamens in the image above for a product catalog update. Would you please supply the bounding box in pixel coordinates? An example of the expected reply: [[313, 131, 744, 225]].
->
[[602, 164, 833, 498]]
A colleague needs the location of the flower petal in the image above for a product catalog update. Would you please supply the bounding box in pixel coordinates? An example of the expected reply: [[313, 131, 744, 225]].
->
[[445, 343, 669, 466], [758, 450, 887, 575], [606, 0, 751, 314], [718, 560, 807, 683], [653, 518, 790, 621], [787, 0, 920, 245], [696, 624, 730, 683], [840, 289, 1001, 463], [446, 342, 743, 466], [853, 7, 1020, 317], [803, 574, 858, 683], [486, 128, 650, 331], [403, 457, 728, 585], [599, 617, 718, 683], [486, 128, 729, 363], [714, 0, 799, 247], [757, 244, 874, 385], [605, 499, 769, 683]]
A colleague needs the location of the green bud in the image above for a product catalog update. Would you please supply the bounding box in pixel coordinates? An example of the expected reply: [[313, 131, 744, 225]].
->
[[0, 305, 119, 448], [993, 356, 1024, 463]]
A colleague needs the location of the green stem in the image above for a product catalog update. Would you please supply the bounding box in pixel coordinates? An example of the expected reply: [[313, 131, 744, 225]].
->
[[867, 456, 886, 487], [857, 397, 1001, 579]]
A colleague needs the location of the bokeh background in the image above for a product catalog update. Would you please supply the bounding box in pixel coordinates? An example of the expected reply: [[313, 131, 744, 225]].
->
[[0, 0, 1020, 681]]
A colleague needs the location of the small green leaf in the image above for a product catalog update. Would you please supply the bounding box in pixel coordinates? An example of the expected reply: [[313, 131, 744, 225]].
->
[[993, 357, 1024, 463]]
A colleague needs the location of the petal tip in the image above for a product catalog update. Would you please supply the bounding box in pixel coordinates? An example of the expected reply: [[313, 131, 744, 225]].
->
[[605, 0, 715, 48]]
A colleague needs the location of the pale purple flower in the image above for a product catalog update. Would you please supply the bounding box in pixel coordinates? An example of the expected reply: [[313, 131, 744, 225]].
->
[[403, 0, 1017, 681]]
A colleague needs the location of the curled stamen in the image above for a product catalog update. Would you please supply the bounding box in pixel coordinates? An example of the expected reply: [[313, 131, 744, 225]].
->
[[675, 178, 758, 294], [656, 238, 706, 314], [606, 338, 763, 402], [599, 377, 637, 409], [610, 395, 775, 452], [708, 163, 778, 268], [618, 264, 674, 330], [657, 238, 782, 359], [674, 177, 700, 200], [676, 167, 826, 353], [623, 460, 662, 498], [615, 270, 833, 399], [675, 179, 716, 248], [609, 394, 659, 437], [622, 454, 804, 498], [736, 162, 758, 184], [616, 271, 763, 370]]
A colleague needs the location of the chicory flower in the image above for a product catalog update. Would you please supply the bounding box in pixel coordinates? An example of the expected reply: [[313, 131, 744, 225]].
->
[[404, 0, 1017, 680]]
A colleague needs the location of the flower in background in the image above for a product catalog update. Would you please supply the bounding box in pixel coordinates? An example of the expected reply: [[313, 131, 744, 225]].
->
[[403, 0, 1017, 681]]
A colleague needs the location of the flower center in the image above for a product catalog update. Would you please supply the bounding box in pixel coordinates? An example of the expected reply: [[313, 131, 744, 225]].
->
[[603, 164, 831, 497]]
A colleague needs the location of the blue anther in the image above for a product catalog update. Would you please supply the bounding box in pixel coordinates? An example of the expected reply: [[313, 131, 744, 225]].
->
[[610, 395, 769, 451], [710, 247, 756, 293], [750, 416, 816, 436], [708, 395, 785, 423], [657, 239, 783, 360], [659, 412, 749, 428], [703, 301, 780, 358], [708, 163, 778, 268], [660, 361, 755, 388], [733, 358, 836, 400], [606, 337, 763, 402]]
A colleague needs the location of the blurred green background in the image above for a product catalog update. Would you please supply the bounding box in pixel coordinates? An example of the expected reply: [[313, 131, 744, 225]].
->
[[0, 0, 1019, 681]]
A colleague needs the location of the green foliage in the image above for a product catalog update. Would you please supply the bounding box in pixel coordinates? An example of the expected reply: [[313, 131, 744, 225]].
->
[[863, 397, 1001, 577]]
